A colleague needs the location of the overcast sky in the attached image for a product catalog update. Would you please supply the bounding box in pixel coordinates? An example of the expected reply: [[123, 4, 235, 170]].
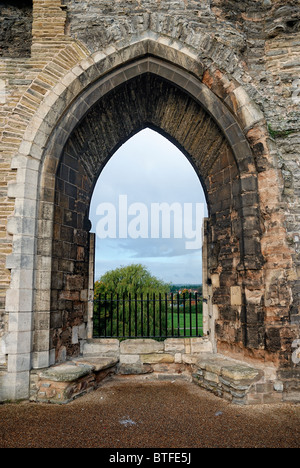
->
[[89, 128, 208, 285]]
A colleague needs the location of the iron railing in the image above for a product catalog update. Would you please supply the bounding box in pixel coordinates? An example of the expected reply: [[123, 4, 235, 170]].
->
[[93, 292, 203, 339]]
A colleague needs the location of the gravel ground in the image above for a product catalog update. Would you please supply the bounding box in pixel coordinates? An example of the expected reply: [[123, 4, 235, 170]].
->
[[0, 376, 299, 449]]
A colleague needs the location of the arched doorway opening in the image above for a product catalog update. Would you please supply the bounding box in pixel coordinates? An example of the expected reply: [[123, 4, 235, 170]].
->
[[89, 128, 209, 341]]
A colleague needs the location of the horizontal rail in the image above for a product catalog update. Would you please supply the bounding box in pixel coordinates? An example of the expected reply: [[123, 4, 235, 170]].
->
[[93, 292, 203, 339]]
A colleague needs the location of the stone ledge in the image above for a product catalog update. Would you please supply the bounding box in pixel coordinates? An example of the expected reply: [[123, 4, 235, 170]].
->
[[34, 357, 119, 403], [72, 356, 118, 372], [191, 353, 284, 405], [39, 363, 92, 382]]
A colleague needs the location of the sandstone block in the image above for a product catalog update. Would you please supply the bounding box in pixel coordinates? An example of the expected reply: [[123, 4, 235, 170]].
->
[[182, 354, 202, 365], [164, 338, 186, 353], [118, 363, 153, 375], [221, 365, 261, 382], [190, 338, 213, 354], [120, 339, 164, 355], [39, 363, 92, 382], [140, 353, 174, 364], [230, 286, 242, 306], [83, 339, 120, 356], [204, 371, 219, 384], [72, 356, 118, 372], [119, 354, 140, 364]]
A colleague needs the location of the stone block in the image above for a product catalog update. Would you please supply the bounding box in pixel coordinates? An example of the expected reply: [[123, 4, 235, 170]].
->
[[245, 288, 263, 305], [6, 331, 32, 355], [72, 356, 118, 372], [119, 354, 140, 364], [221, 365, 261, 382], [32, 350, 50, 370], [182, 354, 201, 365], [8, 312, 33, 332], [6, 288, 34, 313], [175, 353, 182, 363], [140, 353, 174, 364], [230, 286, 242, 306], [39, 363, 92, 382], [7, 353, 31, 372], [72, 326, 79, 344], [120, 339, 164, 355], [211, 274, 220, 288], [204, 370, 219, 384], [164, 338, 186, 353], [83, 339, 120, 356], [118, 363, 153, 375], [65, 274, 84, 291], [190, 338, 213, 354]]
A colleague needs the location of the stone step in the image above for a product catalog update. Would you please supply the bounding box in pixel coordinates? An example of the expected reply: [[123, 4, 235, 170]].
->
[[40, 362, 93, 383], [35, 357, 119, 404]]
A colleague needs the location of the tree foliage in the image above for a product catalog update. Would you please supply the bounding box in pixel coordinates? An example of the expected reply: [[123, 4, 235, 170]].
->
[[93, 264, 170, 338], [94, 264, 169, 299]]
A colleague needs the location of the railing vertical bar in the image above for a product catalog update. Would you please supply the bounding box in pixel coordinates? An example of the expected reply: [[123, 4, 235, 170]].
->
[[153, 293, 156, 337], [135, 293, 138, 337], [141, 293, 144, 337], [183, 293, 186, 337], [159, 293, 162, 337], [98, 294, 101, 337], [177, 293, 180, 337], [147, 293, 150, 337], [190, 293, 192, 336], [122, 293, 125, 338], [116, 293, 119, 337], [104, 293, 107, 337], [129, 293, 131, 338], [195, 292, 198, 337], [110, 293, 113, 337], [171, 293, 174, 336], [165, 292, 168, 337]]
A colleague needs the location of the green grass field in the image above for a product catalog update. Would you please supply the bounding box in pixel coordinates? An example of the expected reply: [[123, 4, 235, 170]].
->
[[166, 309, 203, 337]]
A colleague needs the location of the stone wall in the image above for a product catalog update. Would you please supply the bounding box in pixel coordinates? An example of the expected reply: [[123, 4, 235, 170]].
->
[[0, 1, 33, 58]]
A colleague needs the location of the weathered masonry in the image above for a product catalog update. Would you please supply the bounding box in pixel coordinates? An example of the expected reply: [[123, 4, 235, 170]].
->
[[0, 0, 300, 403]]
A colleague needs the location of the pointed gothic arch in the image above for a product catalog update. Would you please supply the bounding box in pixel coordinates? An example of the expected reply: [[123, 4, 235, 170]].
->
[[31, 55, 262, 365], [5, 41, 290, 401]]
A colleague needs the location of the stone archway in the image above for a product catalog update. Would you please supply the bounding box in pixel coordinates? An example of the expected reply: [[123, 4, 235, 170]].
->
[[4, 40, 296, 401], [34, 55, 262, 365]]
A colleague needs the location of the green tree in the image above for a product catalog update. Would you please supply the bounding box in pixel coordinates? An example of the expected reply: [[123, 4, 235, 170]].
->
[[94, 264, 169, 298], [93, 264, 170, 338]]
